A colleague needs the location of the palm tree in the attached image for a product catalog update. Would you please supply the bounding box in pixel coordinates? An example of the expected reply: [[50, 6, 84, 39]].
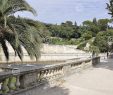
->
[[106, 0, 113, 17], [0, 0, 41, 61]]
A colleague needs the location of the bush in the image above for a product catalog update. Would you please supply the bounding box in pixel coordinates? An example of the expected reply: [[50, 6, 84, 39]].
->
[[77, 41, 87, 50], [82, 31, 93, 40], [49, 37, 80, 45]]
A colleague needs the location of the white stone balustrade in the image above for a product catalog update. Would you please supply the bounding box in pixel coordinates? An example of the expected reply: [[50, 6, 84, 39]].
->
[[0, 57, 100, 95]]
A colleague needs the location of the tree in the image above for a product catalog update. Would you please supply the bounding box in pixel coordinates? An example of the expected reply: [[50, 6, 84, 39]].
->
[[60, 25, 74, 39], [0, 0, 41, 61], [89, 45, 100, 56], [98, 19, 110, 31], [82, 20, 100, 36], [83, 20, 94, 27], [74, 21, 78, 27], [82, 31, 93, 41], [94, 29, 113, 52], [93, 18, 97, 25], [65, 21, 73, 26], [46, 22, 75, 39]]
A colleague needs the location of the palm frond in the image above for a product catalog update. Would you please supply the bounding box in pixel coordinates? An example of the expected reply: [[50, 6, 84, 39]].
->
[[106, 0, 113, 17], [0, 0, 37, 17], [5, 0, 36, 16], [0, 0, 42, 61], [0, 38, 9, 61]]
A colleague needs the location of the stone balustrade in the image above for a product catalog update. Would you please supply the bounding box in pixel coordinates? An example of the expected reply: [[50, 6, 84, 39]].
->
[[0, 57, 100, 95]]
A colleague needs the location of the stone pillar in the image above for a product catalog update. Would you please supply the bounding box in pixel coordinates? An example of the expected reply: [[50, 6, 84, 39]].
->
[[20, 72, 37, 88]]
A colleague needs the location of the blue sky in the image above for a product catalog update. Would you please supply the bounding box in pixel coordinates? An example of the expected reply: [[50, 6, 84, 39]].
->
[[16, 0, 111, 25]]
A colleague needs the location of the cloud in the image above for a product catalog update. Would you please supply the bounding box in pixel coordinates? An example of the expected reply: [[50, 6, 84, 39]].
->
[[74, 4, 84, 12]]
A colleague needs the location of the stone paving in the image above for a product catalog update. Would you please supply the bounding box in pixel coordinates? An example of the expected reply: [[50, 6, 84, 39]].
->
[[38, 59, 113, 95]]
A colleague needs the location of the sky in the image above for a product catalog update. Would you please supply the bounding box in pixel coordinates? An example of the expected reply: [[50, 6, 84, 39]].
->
[[15, 0, 111, 25]]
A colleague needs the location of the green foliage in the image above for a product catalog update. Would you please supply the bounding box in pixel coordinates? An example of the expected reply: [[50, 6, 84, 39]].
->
[[60, 25, 74, 38], [49, 37, 78, 45], [76, 37, 95, 52], [82, 20, 101, 36], [0, 0, 112, 61], [93, 18, 98, 25], [45, 18, 113, 54], [89, 45, 100, 56], [83, 20, 94, 26], [98, 19, 110, 31], [94, 29, 113, 52], [45, 18, 112, 45], [82, 31, 93, 40], [77, 41, 87, 50], [0, 0, 42, 61], [46, 23, 75, 39], [65, 21, 73, 26], [68, 39, 79, 45]]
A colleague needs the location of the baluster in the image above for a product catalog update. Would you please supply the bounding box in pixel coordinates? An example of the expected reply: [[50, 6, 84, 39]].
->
[[49, 69, 52, 75], [8, 77, 16, 92], [61, 67, 63, 75], [43, 70, 46, 81], [60, 67, 62, 73], [45, 70, 49, 79], [1, 78, 9, 94], [37, 72, 40, 82], [46, 70, 50, 80], [62, 66, 64, 75], [51, 69, 54, 80], [58, 67, 60, 76], [55, 68, 58, 75], [54, 68, 57, 77], [59, 67, 62, 77], [55, 68, 58, 74], [39, 71, 44, 82], [44, 70, 48, 80], [53, 69, 56, 79], [56, 68, 59, 77], [49, 70, 52, 80], [41, 71, 45, 81], [15, 76, 20, 90], [39, 72, 42, 82]]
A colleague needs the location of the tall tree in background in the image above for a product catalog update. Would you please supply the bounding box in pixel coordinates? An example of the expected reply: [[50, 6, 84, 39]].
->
[[74, 21, 78, 28], [93, 18, 97, 25], [0, 0, 41, 61], [98, 19, 110, 31]]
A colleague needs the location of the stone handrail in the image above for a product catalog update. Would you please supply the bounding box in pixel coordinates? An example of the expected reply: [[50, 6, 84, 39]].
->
[[0, 57, 100, 95]]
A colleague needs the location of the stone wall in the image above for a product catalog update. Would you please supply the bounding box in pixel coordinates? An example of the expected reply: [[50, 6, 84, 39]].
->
[[0, 44, 91, 62]]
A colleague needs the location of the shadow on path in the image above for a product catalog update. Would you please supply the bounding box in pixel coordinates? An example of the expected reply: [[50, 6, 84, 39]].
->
[[16, 84, 69, 95], [39, 86, 69, 95]]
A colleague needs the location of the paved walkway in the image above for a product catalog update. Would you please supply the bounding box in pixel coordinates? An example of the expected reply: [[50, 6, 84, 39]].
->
[[39, 59, 113, 95]]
